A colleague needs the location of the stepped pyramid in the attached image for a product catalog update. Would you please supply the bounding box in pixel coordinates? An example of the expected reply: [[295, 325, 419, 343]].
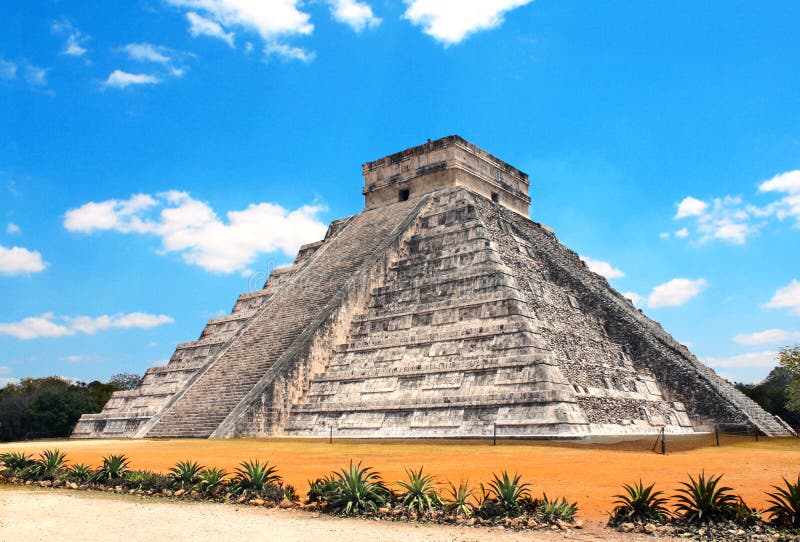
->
[[72, 136, 792, 439]]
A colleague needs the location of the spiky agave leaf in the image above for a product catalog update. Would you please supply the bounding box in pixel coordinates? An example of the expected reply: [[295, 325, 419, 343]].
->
[[397, 466, 439, 513], [765, 475, 800, 529], [537, 493, 578, 523], [232, 459, 281, 494], [672, 472, 737, 523], [326, 460, 388, 516], [66, 463, 93, 483], [198, 467, 228, 494], [32, 449, 69, 479], [443, 480, 473, 517], [92, 454, 131, 482], [487, 471, 531, 517], [610, 479, 670, 524], [169, 459, 205, 489]]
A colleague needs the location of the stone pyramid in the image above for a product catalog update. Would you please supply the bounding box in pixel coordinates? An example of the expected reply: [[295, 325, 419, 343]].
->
[[72, 136, 792, 439]]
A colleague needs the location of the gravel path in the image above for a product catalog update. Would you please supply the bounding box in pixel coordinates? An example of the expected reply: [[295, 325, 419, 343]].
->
[[0, 487, 673, 542]]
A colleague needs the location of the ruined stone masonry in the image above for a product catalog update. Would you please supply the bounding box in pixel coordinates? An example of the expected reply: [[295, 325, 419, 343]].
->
[[72, 136, 792, 439]]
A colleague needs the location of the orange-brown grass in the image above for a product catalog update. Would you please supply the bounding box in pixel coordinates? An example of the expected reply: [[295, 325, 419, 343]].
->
[[2, 435, 798, 520]]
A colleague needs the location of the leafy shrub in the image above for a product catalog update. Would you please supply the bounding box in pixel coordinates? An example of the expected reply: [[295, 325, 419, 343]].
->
[[610, 480, 670, 524], [765, 475, 800, 529], [397, 467, 439, 513], [537, 493, 578, 523], [307, 475, 338, 504], [124, 470, 170, 492], [0, 451, 35, 474], [733, 496, 761, 527], [198, 467, 228, 495], [326, 460, 389, 516], [65, 464, 93, 483], [92, 454, 130, 483], [231, 459, 281, 495], [484, 471, 531, 517], [31, 449, 68, 480], [672, 472, 737, 523], [169, 460, 204, 489], [443, 480, 473, 517]]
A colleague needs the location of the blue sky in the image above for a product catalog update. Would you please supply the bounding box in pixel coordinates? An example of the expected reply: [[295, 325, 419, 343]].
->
[[1, 1, 799, 387]]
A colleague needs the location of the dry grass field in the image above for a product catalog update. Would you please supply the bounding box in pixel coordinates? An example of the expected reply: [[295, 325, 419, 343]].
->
[[2, 434, 798, 520]]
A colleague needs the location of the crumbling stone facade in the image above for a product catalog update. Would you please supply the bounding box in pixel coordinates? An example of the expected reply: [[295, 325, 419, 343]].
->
[[72, 136, 791, 439]]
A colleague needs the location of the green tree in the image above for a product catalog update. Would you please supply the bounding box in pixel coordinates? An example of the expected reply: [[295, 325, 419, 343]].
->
[[779, 345, 800, 414]]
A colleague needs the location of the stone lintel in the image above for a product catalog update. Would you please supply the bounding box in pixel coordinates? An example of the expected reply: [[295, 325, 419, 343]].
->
[[362, 135, 531, 216]]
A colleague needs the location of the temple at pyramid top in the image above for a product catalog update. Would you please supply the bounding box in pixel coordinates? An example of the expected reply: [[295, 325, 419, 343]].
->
[[362, 135, 531, 216]]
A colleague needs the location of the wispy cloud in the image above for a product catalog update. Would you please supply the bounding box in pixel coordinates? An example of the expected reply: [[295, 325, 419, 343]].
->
[[705, 350, 777, 369], [0, 312, 174, 340], [672, 169, 800, 245], [64, 190, 328, 274], [51, 18, 90, 57], [102, 70, 160, 89], [166, 0, 314, 62], [403, 0, 533, 46], [6, 222, 20, 234], [764, 279, 800, 316], [579, 255, 625, 280], [327, 0, 381, 32], [0, 245, 46, 275], [734, 329, 800, 346], [186, 11, 235, 47]]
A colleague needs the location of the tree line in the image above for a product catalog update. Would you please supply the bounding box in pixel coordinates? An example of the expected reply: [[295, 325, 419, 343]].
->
[[0, 374, 140, 442]]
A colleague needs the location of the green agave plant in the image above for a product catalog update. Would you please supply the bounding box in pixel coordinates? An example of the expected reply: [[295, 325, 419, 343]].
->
[[66, 463, 93, 483], [765, 475, 800, 529], [92, 454, 131, 482], [307, 474, 338, 503], [198, 467, 228, 495], [610, 480, 670, 524], [443, 480, 473, 517], [486, 471, 531, 517], [31, 449, 69, 480], [124, 470, 169, 491], [672, 472, 737, 523], [326, 460, 389, 516], [397, 466, 439, 513], [537, 493, 578, 523], [169, 459, 205, 489], [0, 451, 36, 472], [231, 459, 281, 494]]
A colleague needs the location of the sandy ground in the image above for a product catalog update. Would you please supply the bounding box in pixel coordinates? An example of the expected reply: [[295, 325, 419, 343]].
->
[[1, 435, 798, 521], [0, 487, 674, 542]]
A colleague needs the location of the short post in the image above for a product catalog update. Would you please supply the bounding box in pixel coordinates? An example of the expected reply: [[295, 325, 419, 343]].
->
[[715, 424, 720, 446], [492, 423, 497, 446], [329, 424, 333, 444], [661, 427, 666, 455], [755, 429, 759, 443]]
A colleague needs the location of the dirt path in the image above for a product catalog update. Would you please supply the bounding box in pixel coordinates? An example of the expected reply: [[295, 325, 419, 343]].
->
[[0, 487, 671, 542]]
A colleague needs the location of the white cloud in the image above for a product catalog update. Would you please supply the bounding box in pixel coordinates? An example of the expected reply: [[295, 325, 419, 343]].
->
[[23, 63, 48, 87], [733, 329, 800, 346], [167, 0, 313, 60], [675, 227, 689, 238], [658, 232, 670, 239], [186, 12, 235, 47], [0, 377, 19, 387], [759, 170, 800, 195], [328, 0, 381, 32], [6, 222, 20, 234], [102, 70, 160, 89], [579, 255, 625, 279], [123, 43, 171, 64], [265, 42, 314, 62], [622, 291, 643, 306], [0, 245, 46, 275], [647, 278, 707, 308], [64, 191, 328, 274], [765, 279, 800, 316], [675, 196, 708, 219], [403, 0, 533, 46], [0, 312, 174, 340], [51, 18, 90, 57], [1, 58, 17, 80], [705, 351, 778, 369]]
